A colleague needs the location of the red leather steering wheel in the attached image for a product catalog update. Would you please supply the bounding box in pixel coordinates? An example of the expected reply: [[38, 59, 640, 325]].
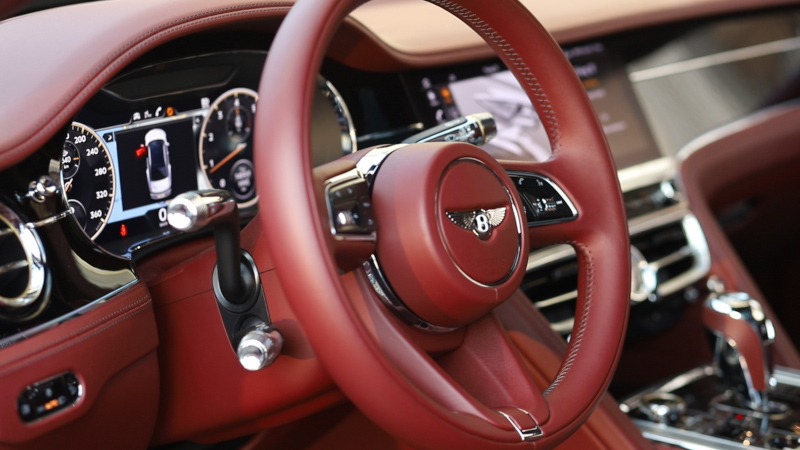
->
[[254, 0, 630, 448]]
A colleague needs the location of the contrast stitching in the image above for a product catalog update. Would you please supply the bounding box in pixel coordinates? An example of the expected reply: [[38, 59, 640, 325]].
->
[[0, 301, 153, 377], [2, 3, 293, 161], [544, 240, 593, 394], [424, 0, 561, 152], [0, 293, 150, 365]]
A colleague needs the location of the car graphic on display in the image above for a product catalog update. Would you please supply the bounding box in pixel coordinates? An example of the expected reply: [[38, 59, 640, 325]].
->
[[144, 128, 172, 200]]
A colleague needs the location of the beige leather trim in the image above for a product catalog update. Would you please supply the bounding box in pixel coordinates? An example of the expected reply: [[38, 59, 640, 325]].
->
[[351, 0, 800, 53]]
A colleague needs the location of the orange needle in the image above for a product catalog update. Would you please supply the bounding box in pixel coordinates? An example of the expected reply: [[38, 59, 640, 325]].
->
[[209, 142, 247, 174]]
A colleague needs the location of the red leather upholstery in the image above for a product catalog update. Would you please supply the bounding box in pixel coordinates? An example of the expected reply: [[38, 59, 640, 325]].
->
[[0, 282, 158, 449]]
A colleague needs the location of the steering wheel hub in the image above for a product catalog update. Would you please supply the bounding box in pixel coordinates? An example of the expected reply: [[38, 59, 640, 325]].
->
[[372, 142, 527, 329]]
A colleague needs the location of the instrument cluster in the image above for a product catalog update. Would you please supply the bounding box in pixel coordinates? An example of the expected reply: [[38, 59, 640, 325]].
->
[[63, 51, 355, 256]]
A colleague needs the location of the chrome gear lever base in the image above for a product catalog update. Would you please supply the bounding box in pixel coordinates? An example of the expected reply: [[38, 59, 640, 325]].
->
[[703, 291, 776, 411]]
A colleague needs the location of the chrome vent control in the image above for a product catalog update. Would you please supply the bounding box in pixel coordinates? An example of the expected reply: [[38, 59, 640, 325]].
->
[[0, 203, 46, 308]]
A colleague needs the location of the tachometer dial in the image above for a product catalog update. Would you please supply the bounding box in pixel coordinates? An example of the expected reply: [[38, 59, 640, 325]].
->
[[62, 122, 115, 240], [199, 88, 258, 207]]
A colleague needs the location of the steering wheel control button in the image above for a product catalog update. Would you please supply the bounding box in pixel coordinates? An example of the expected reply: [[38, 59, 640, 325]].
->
[[236, 323, 284, 371], [327, 178, 375, 235], [18, 372, 82, 423], [509, 172, 578, 226]]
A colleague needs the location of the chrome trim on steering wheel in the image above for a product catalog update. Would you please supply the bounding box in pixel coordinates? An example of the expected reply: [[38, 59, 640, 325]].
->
[[495, 408, 544, 442], [363, 256, 458, 334]]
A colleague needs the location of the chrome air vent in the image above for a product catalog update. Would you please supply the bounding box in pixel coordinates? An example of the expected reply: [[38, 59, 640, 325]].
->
[[631, 215, 709, 300], [623, 181, 679, 219], [0, 203, 46, 309], [525, 208, 710, 336]]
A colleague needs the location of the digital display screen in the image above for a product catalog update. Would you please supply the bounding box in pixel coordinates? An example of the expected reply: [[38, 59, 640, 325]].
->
[[115, 119, 199, 210], [408, 42, 662, 169]]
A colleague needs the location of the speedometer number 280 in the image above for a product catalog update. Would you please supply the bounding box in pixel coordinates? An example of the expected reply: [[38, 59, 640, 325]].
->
[[62, 122, 115, 240]]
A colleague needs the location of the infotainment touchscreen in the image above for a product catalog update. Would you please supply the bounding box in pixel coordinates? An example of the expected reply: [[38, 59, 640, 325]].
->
[[406, 41, 662, 169]]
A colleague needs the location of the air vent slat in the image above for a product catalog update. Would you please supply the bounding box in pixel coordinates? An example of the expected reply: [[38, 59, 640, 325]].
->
[[623, 181, 679, 219], [535, 290, 577, 309], [650, 246, 693, 271], [0, 260, 28, 275]]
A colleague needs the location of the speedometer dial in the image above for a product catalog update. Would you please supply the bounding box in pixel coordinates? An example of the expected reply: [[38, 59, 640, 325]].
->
[[62, 122, 115, 240], [199, 88, 258, 208]]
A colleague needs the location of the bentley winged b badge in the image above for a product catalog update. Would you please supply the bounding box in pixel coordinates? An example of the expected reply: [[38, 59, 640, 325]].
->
[[445, 207, 507, 240]]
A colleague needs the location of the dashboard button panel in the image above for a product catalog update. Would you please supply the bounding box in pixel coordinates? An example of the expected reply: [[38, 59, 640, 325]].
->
[[18, 372, 81, 423]]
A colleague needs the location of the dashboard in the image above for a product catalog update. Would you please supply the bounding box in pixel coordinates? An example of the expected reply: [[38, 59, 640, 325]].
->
[[67, 33, 670, 257], [64, 6, 800, 263], [67, 50, 356, 255]]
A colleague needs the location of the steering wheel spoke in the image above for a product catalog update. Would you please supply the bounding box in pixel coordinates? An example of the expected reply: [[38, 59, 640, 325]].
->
[[344, 268, 551, 443]]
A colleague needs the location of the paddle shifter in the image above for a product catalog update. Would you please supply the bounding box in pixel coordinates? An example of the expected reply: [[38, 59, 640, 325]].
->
[[702, 291, 776, 411]]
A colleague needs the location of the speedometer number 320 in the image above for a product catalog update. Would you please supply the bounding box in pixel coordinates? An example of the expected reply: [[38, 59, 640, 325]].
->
[[62, 122, 115, 240]]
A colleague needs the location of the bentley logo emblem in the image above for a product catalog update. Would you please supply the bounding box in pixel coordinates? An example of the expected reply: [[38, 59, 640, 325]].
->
[[446, 207, 506, 240]]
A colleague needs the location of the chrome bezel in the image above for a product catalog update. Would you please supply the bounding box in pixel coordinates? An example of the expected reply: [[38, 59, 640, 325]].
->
[[363, 256, 457, 334], [0, 203, 47, 308]]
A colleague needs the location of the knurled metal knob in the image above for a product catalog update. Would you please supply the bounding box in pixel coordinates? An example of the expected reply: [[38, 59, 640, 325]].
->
[[236, 323, 283, 371]]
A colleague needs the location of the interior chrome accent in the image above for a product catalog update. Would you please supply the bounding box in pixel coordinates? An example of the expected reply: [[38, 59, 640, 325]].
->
[[629, 36, 800, 83], [630, 246, 656, 303], [638, 392, 687, 425], [634, 419, 760, 450], [495, 408, 544, 442], [319, 76, 357, 154], [26, 175, 59, 204], [617, 157, 675, 193], [657, 214, 710, 297], [705, 292, 776, 411], [354, 143, 407, 186], [0, 280, 138, 349], [526, 244, 574, 271], [402, 112, 497, 146], [623, 365, 800, 450], [0, 203, 47, 308], [236, 322, 284, 371], [167, 190, 238, 232], [363, 256, 457, 334]]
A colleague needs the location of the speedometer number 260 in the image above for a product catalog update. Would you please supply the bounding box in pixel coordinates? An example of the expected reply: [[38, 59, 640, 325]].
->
[[62, 122, 116, 240]]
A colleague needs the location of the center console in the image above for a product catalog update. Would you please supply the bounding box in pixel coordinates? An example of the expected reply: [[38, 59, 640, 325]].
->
[[622, 365, 800, 449]]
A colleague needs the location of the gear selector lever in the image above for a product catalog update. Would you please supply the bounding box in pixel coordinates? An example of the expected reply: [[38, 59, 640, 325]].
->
[[167, 190, 247, 303], [703, 291, 776, 411]]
